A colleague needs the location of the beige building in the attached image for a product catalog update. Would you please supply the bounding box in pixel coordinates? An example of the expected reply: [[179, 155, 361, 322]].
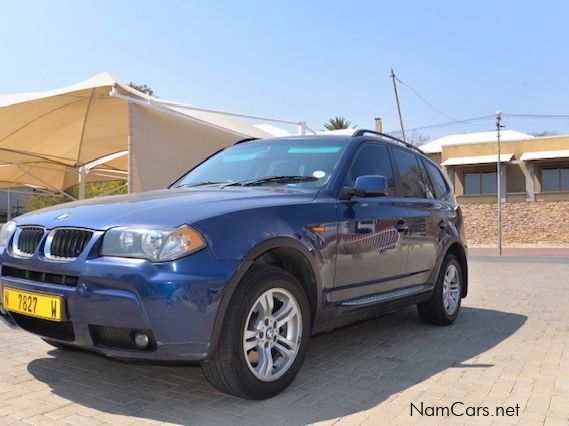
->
[[421, 130, 569, 204]]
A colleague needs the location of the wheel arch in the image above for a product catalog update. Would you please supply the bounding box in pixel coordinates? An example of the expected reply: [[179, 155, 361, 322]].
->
[[207, 237, 322, 358]]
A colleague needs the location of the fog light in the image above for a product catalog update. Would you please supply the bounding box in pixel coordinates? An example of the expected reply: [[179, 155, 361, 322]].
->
[[134, 332, 150, 349]]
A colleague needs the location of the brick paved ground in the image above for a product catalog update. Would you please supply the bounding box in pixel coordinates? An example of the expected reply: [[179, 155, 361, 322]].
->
[[1, 256, 568, 425]]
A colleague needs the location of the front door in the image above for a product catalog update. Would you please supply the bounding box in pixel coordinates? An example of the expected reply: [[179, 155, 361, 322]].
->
[[331, 144, 410, 304]]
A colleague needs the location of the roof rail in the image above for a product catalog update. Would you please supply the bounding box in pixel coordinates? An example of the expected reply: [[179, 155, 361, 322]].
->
[[233, 137, 259, 145], [352, 129, 426, 155]]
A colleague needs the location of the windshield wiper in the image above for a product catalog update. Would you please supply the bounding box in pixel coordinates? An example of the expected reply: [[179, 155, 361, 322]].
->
[[225, 175, 318, 187], [178, 181, 233, 188]]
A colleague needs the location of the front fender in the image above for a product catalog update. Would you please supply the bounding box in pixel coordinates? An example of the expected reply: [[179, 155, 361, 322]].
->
[[205, 236, 326, 358]]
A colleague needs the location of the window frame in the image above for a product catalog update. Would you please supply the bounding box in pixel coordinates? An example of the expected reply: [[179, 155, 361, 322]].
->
[[463, 170, 497, 195], [421, 157, 452, 200], [541, 167, 569, 193]]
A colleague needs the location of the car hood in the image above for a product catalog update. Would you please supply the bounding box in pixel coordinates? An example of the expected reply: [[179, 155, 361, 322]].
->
[[14, 187, 319, 230]]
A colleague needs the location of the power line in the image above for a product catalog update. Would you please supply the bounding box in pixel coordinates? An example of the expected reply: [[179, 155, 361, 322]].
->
[[394, 75, 489, 130], [503, 113, 569, 119], [388, 114, 495, 134], [384, 112, 569, 135], [395, 76, 459, 122]]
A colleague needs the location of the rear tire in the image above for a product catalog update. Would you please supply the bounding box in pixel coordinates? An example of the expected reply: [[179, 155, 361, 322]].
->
[[417, 254, 462, 325], [202, 265, 310, 399]]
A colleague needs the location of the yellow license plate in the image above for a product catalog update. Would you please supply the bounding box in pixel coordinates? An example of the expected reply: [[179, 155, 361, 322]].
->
[[2, 288, 62, 322]]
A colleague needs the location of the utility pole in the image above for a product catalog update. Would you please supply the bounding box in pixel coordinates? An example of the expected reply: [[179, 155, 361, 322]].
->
[[390, 68, 406, 142], [496, 111, 504, 256]]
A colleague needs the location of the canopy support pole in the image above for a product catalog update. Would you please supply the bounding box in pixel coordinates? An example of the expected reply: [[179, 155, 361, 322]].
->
[[16, 165, 76, 201], [127, 101, 134, 193], [76, 89, 95, 167], [109, 89, 317, 136], [78, 165, 87, 200]]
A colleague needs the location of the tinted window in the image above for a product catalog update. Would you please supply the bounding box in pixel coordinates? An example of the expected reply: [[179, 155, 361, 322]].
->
[[464, 171, 496, 195], [392, 148, 430, 198], [417, 159, 436, 199], [344, 144, 395, 195], [423, 159, 451, 199], [542, 168, 569, 192]]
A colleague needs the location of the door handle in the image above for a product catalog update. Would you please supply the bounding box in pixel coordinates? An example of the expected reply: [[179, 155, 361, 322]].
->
[[394, 219, 408, 233]]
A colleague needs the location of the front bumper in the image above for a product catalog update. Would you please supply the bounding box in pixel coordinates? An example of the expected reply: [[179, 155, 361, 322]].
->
[[0, 248, 240, 362]]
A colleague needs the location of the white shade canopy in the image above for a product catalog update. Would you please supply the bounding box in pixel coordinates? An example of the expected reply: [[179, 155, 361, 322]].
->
[[0, 72, 274, 193]]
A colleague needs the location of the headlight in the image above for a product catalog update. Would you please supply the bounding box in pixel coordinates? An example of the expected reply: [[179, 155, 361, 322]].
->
[[0, 221, 17, 248], [100, 225, 206, 262]]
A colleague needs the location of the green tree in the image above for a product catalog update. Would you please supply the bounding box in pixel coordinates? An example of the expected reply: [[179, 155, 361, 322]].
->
[[323, 116, 356, 131], [128, 82, 155, 96], [24, 180, 127, 212]]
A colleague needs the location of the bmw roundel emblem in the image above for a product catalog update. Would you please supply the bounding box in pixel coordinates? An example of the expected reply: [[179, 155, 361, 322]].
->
[[54, 213, 70, 221]]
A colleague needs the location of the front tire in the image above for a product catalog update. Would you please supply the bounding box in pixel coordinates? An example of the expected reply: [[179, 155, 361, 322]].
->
[[417, 254, 463, 325], [201, 265, 310, 399]]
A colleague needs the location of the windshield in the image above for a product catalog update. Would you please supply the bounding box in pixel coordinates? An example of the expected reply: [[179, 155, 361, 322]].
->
[[172, 138, 349, 189]]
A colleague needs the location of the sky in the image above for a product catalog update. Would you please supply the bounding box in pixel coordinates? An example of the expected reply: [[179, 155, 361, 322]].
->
[[1, 0, 569, 139]]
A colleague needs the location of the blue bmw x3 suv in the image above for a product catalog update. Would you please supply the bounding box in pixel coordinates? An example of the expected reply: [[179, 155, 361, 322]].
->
[[0, 130, 467, 399]]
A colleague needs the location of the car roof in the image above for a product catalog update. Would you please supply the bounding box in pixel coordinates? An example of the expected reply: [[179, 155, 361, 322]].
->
[[238, 131, 428, 158]]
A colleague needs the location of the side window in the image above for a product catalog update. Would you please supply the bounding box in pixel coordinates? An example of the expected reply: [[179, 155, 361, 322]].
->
[[417, 159, 436, 199], [392, 148, 432, 198], [344, 144, 395, 196], [423, 159, 451, 200]]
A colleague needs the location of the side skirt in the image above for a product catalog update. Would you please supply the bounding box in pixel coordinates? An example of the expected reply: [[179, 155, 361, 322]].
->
[[311, 287, 432, 334], [339, 284, 427, 307]]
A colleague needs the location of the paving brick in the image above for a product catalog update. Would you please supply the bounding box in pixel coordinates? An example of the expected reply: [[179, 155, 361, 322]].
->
[[0, 257, 568, 424]]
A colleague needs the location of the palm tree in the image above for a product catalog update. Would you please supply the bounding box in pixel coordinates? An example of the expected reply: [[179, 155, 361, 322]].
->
[[323, 116, 356, 131], [128, 82, 155, 96]]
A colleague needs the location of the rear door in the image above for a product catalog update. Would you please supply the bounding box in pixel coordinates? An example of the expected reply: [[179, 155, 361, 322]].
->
[[332, 143, 410, 303], [390, 147, 440, 288]]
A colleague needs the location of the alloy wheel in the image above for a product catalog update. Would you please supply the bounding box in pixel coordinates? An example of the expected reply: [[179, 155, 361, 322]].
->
[[442, 263, 461, 316], [242, 288, 302, 382]]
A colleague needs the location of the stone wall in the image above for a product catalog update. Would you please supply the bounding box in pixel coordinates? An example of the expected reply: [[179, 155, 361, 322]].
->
[[460, 200, 569, 245]]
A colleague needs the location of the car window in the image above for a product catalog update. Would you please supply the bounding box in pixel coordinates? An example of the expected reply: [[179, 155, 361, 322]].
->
[[416, 158, 436, 199], [392, 148, 432, 198], [422, 159, 451, 199], [344, 144, 395, 196], [172, 139, 349, 189]]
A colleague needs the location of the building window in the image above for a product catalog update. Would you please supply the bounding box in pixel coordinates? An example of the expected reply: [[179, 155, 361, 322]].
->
[[542, 168, 569, 192], [464, 171, 497, 195]]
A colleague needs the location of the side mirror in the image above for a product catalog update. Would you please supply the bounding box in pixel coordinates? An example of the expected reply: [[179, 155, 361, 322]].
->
[[344, 175, 388, 198]]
